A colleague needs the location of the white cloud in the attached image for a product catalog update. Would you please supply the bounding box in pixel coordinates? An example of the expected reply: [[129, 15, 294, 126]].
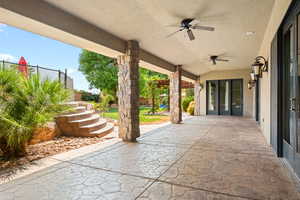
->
[[0, 53, 16, 62]]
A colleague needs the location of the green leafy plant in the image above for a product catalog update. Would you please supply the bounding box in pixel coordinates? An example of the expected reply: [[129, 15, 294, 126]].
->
[[182, 96, 194, 112], [94, 93, 115, 116], [0, 68, 70, 158], [80, 90, 99, 102], [187, 101, 195, 115]]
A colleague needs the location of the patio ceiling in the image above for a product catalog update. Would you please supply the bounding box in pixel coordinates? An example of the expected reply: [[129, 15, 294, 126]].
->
[[0, 0, 274, 79]]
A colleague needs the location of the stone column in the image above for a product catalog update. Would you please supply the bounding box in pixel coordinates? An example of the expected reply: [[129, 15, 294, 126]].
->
[[170, 65, 182, 123], [194, 77, 201, 116], [117, 40, 140, 142]]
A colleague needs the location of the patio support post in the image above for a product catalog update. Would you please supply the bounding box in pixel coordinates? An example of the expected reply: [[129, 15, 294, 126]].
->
[[170, 65, 182, 124], [117, 40, 140, 142], [194, 77, 201, 116]]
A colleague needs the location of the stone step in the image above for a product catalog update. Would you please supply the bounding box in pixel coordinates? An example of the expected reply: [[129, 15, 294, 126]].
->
[[70, 114, 100, 126], [74, 106, 86, 113], [79, 119, 107, 133], [60, 110, 94, 121], [64, 101, 79, 107], [89, 123, 114, 137], [64, 106, 87, 115]]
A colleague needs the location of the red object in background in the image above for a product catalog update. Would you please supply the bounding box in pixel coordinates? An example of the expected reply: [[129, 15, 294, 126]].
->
[[18, 56, 28, 77]]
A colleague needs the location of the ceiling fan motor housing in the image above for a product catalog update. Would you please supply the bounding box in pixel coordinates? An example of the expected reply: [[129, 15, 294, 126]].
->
[[181, 18, 194, 28]]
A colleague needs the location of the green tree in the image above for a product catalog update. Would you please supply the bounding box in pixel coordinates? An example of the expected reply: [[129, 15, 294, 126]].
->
[[140, 68, 167, 114], [79, 50, 118, 97], [79, 50, 168, 107]]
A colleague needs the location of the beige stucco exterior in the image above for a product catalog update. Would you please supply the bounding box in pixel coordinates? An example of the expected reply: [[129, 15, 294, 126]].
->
[[199, 69, 253, 118], [199, 0, 293, 145], [256, 0, 292, 144]]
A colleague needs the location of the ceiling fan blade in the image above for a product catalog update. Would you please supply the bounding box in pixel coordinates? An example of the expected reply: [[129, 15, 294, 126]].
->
[[165, 24, 181, 28], [166, 29, 184, 38], [216, 59, 229, 62], [187, 29, 195, 41], [212, 59, 216, 65], [191, 25, 215, 31]]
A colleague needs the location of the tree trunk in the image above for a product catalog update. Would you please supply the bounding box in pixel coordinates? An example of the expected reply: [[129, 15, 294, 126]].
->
[[151, 87, 155, 114]]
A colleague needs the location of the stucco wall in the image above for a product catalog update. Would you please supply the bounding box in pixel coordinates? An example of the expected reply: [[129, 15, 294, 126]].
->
[[257, 0, 292, 144], [199, 69, 253, 118]]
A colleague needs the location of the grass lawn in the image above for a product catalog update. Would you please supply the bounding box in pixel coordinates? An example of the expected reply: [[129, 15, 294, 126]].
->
[[102, 106, 169, 124]]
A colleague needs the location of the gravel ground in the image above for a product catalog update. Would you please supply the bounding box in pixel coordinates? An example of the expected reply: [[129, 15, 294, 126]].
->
[[0, 136, 114, 179], [0, 115, 187, 180]]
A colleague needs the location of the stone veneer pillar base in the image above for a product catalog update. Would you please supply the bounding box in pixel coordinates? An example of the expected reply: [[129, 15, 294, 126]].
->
[[194, 77, 201, 116], [170, 65, 182, 124], [117, 40, 140, 142]]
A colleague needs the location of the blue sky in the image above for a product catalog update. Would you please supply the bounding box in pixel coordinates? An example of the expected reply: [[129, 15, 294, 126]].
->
[[0, 23, 92, 92]]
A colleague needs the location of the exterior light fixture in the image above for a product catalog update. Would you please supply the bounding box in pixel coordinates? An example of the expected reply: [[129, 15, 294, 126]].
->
[[251, 56, 268, 78], [199, 83, 203, 91], [250, 72, 257, 81], [247, 80, 255, 90]]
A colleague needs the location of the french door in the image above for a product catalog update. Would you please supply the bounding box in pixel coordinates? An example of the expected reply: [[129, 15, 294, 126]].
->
[[206, 79, 243, 116], [281, 6, 300, 176]]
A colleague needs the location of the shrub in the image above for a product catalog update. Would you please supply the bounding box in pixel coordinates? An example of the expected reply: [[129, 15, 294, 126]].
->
[[0, 68, 70, 158], [81, 91, 99, 102], [93, 93, 115, 117], [187, 101, 195, 115], [182, 96, 194, 112]]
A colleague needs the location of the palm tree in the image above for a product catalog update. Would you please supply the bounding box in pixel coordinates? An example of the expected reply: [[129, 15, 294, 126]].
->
[[0, 68, 70, 158]]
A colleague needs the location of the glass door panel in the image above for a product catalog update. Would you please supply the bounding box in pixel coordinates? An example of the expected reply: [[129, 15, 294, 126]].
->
[[219, 80, 230, 115], [231, 80, 243, 116], [207, 81, 218, 114], [282, 20, 297, 171]]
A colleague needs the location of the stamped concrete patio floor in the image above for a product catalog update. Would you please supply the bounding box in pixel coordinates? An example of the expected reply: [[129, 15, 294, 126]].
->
[[1, 116, 300, 200]]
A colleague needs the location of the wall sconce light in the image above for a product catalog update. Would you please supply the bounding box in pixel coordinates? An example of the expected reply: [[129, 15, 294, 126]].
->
[[250, 72, 257, 81], [251, 56, 268, 78], [247, 80, 255, 90], [199, 83, 203, 91]]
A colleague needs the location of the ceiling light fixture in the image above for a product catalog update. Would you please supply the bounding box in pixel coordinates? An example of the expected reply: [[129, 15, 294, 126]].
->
[[246, 31, 255, 36]]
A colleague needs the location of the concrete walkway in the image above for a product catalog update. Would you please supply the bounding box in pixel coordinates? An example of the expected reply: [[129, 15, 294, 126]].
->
[[1, 116, 300, 200]]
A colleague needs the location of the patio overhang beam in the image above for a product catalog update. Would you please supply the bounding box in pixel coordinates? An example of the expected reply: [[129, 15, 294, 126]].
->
[[0, 0, 198, 80]]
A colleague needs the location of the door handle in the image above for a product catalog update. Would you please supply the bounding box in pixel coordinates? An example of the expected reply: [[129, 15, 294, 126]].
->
[[290, 97, 296, 111]]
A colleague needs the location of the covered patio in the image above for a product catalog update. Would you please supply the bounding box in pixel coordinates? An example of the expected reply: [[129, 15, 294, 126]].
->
[[1, 116, 299, 200], [1, 0, 300, 199]]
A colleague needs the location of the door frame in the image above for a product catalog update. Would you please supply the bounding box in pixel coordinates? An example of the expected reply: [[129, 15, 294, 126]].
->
[[255, 78, 260, 122]]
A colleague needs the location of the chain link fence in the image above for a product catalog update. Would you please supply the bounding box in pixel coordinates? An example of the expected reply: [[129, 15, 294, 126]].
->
[[0, 60, 74, 90]]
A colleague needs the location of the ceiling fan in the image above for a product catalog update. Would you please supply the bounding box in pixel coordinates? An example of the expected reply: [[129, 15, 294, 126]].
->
[[210, 55, 229, 65], [166, 18, 215, 41]]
